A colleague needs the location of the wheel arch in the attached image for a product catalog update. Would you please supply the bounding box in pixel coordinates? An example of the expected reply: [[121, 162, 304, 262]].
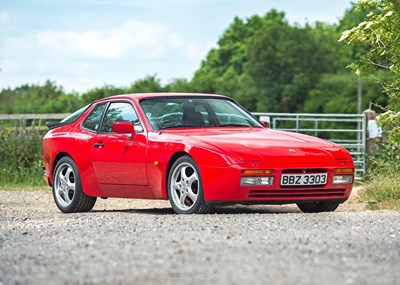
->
[[164, 151, 192, 199], [50, 152, 73, 185], [162, 145, 232, 200]]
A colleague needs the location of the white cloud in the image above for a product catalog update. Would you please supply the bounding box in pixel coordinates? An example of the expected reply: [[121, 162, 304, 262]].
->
[[0, 11, 10, 23], [36, 20, 169, 59], [1, 19, 213, 92], [34, 20, 212, 62], [1, 59, 18, 72]]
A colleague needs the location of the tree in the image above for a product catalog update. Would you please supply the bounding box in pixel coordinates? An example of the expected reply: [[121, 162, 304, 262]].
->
[[190, 14, 265, 100], [303, 72, 389, 114], [81, 85, 125, 105], [0, 80, 80, 114], [127, 75, 164, 94], [189, 8, 364, 113], [164, 78, 193, 93], [339, 0, 400, 145], [245, 13, 349, 112]]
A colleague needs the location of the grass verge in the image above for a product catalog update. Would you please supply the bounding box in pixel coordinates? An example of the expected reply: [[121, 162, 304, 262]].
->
[[0, 127, 47, 188], [360, 174, 400, 210]]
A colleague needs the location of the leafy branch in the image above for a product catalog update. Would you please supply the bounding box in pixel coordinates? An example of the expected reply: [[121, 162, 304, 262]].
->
[[339, 0, 400, 146]]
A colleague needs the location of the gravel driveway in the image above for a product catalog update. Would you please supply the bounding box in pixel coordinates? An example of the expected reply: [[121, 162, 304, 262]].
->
[[1, 188, 399, 285]]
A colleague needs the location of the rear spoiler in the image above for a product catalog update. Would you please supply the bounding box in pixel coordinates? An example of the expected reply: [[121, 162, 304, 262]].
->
[[46, 122, 68, 130]]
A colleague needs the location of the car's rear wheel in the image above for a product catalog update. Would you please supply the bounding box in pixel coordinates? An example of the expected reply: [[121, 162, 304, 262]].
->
[[53, 156, 96, 213], [297, 201, 340, 213], [168, 156, 212, 214]]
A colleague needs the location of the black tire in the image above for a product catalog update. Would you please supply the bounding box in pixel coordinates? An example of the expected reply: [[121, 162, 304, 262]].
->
[[167, 155, 213, 214], [52, 156, 96, 213], [297, 201, 340, 213]]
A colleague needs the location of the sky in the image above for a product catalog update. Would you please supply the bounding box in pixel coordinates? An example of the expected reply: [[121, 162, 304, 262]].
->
[[0, 0, 354, 94]]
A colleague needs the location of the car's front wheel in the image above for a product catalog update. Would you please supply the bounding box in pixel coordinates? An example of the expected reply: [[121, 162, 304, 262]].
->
[[297, 201, 340, 213], [52, 156, 96, 213], [168, 156, 212, 214]]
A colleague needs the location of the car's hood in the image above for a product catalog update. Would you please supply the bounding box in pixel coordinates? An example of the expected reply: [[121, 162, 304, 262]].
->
[[175, 128, 351, 164]]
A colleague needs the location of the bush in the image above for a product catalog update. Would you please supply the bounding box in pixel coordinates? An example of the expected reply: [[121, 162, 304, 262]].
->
[[366, 143, 400, 177], [0, 127, 46, 187]]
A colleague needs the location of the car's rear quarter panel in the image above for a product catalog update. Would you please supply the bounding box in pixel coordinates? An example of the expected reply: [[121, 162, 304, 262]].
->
[[43, 125, 102, 196]]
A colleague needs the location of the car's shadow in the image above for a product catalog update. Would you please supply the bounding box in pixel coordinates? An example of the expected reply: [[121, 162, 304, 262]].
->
[[92, 205, 301, 215], [92, 207, 175, 215]]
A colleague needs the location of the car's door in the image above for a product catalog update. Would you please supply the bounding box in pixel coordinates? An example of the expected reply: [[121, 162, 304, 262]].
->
[[92, 101, 148, 186]]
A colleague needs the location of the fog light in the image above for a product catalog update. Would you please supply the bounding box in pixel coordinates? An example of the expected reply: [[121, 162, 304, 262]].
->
[[241, 176, 274, 186], [332, 175, 353, 184]]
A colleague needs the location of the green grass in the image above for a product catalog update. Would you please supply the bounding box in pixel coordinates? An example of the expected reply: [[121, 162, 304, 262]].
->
[[0, 127, 47, 188], [360, 174, 400, 210], [360, 143, 400, 211], [0, 166, 47, 188]]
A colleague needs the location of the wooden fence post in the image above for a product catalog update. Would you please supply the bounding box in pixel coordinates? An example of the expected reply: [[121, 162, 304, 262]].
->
[[363, 108, 379, 155]]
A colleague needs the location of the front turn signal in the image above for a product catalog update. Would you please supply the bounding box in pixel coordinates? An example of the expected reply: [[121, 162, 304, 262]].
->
[[334, 168, 354, 174], [241, 169, 275, 175]]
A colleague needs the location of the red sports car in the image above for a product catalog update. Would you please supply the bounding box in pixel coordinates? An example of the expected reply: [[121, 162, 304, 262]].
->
[[42, 93, 354, 214]]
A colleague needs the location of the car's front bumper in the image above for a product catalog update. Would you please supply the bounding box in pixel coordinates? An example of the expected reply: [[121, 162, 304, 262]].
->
[[199, 162, 354, 203]]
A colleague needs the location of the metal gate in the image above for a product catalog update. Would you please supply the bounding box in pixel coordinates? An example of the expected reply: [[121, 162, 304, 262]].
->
[[252, 112, 366, 180]]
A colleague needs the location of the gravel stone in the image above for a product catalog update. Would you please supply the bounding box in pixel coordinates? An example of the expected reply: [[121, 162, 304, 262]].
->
[[0, 189, 399, 285]]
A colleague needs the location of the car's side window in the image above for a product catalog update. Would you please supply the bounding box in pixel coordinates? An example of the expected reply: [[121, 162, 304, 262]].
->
[[82, 103, 107, 132], [101, 102, 143, 133]]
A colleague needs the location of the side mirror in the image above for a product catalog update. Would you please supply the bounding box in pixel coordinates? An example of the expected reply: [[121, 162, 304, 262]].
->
[[261, 121, 270, 128], [259, 115, 270, 128], [112, 122, 135, 136]]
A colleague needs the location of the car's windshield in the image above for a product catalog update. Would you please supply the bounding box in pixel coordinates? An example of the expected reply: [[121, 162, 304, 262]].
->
[[140, 97, 262, 130]]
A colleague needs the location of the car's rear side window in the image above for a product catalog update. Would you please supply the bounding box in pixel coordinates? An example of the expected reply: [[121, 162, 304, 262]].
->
[[60, 104, 90, 124], [82, 103, 107, 132]]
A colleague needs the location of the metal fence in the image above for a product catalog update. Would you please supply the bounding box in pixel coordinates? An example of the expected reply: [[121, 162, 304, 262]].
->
[[253, 112, 366, 179]]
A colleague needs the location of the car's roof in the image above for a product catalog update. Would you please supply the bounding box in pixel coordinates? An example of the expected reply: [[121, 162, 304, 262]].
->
[[94, 93, 229, 103]]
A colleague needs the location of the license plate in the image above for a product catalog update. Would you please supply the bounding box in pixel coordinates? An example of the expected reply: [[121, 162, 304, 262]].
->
[[280, 173, 327, 186]]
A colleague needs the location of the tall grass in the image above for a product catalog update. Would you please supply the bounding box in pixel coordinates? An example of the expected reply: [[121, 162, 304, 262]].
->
[[0, 126, 46, 188], [361, 143, 400, 210]]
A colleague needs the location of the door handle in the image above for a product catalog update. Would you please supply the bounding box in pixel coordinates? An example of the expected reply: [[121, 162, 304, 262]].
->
[[93, 142, 104, 148]]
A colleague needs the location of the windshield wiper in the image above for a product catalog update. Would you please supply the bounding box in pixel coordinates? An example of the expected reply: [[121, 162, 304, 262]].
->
[[158, 125, 203, 130], [219, 124, 252, 127]]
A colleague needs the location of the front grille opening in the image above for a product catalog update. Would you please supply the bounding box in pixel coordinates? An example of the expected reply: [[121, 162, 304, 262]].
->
[[248, 188, 346, 199]]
